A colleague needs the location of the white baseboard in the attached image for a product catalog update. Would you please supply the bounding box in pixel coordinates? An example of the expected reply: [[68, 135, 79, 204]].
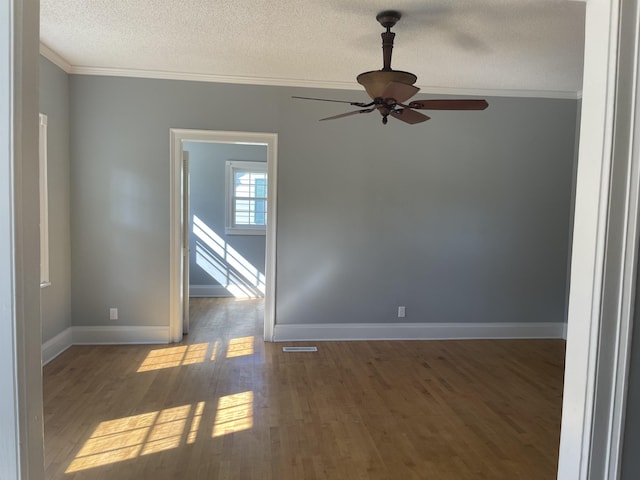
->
[[273, 322, 566, 342], [43, 322, 565, 365], [562, 322, 568, 340], [42, 327, 73, 365], [72, 326, 171, 345], [189, 284, 233, 297], [42, 325, 171, 366]]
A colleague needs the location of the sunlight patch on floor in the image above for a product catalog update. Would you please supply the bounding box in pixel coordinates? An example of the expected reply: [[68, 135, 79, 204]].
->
[[212, 391, 254, 437], [226, 336, 254, 358], [187, 401, 205, 444], [65, 404, 196, 473], [65, 390, 257, 472], [137, 343, 209, 372], [136, 337, 253, 373]]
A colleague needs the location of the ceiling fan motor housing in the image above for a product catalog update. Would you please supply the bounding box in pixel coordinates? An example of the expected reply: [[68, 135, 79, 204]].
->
[[357, 70, 417, 100]]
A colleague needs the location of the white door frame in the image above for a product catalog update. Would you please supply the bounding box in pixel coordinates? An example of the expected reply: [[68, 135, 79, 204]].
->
[[3, 0, 44, 476], [169, 129, 278, 343], [558, 0, 639, 479]]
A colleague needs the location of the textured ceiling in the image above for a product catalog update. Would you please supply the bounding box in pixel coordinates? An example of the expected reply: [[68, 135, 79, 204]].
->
[[40, 0, 586, 97]]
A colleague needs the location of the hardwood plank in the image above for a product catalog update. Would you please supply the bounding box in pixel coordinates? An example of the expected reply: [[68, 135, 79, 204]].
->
[[44, 298, 564, 479]]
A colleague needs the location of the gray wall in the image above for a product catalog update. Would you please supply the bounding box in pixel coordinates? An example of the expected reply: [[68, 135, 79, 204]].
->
[[277, 96, 577, 325], [621, 263, 640, 478], [185, 141, 266, 294], [39, 57, 72, 343], [69, 74, 577, 328]]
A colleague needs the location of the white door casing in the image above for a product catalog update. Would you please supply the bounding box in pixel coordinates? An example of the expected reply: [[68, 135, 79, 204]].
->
[[557, 0, 640, 479], [169, 129, 278, 343], [182, 150, 190, 335]]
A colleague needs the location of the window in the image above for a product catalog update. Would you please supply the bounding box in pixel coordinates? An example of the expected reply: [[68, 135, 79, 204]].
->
[[225, 161, 267, 235], [39, 113, 50, 287]]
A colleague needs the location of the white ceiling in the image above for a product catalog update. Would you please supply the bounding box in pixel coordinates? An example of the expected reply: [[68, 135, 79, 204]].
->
[[40, 0, 586, 98]]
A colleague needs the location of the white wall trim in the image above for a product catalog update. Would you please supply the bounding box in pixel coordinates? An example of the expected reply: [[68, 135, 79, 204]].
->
[[274, 322, 565, 342], [41, 326, 171, 365], [66, 66, 582, 100], [558, 0, 622, 479], [41, 322, 562, 363], [38, 113, 50, 286], [36, 43, 579, 100], [39, 42, 72, 73], [72, 326, 171, 345], [585, 1, 640, 477], [170, 129, 278, 343], [42, 328, 73, 365], [4, 1, 44, 475], [189, 284, 233, 298]]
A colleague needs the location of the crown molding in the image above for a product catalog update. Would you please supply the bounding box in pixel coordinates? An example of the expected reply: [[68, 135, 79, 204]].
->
[[66, 65, 361, 91], [414, 85, 581, 100], [38, 43, 581, 99], [39, 43, 72, 73], [68, 65, 583, 99]]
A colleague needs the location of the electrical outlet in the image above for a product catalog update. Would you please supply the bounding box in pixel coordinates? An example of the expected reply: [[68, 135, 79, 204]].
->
[[398, 306, 406, 318], [109, 307, 118, 320]]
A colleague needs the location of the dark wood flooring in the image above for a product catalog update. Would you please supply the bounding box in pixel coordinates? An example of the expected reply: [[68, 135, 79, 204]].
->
[[43, 298, 565, 479]]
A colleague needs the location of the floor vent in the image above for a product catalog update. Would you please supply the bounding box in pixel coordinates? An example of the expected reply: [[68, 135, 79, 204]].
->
[[282, 346, 318, 352]]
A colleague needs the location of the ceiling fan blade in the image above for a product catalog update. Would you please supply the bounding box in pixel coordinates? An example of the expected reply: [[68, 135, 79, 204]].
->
[[390, 109, 430, 125], [407, 99, 489, 110], [320, 107, 376, 121], [292, 96, 372, 107], [381, 82, 420, 103]]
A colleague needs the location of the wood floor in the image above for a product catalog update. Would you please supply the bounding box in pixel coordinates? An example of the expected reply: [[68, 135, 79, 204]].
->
[[44, 298, 565, 479]]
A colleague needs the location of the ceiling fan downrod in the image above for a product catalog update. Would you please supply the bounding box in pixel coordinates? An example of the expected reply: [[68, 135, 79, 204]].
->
[[376, 10, 401, 71], [356, 11, 418, 103]]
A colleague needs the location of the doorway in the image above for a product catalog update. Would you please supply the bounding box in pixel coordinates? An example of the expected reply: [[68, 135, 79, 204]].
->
[[170, 129, 278, 343]]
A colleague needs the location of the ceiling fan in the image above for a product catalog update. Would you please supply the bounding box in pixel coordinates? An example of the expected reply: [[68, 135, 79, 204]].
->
[[293, 10, 488, 125]]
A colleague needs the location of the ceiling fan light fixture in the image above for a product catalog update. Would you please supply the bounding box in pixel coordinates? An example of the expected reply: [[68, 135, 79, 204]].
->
[[356, 70, 417, 100], [292, 10, 488, 125]]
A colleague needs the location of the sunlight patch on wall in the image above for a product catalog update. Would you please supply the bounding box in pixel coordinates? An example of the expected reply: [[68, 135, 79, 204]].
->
[[193, 215, 265, 298], [226, 336, 255, 358], [110, 170, 151, 231], [212, 391, 254, 438], [137, 343, 209, 372], [65, 404, 199, 473]]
